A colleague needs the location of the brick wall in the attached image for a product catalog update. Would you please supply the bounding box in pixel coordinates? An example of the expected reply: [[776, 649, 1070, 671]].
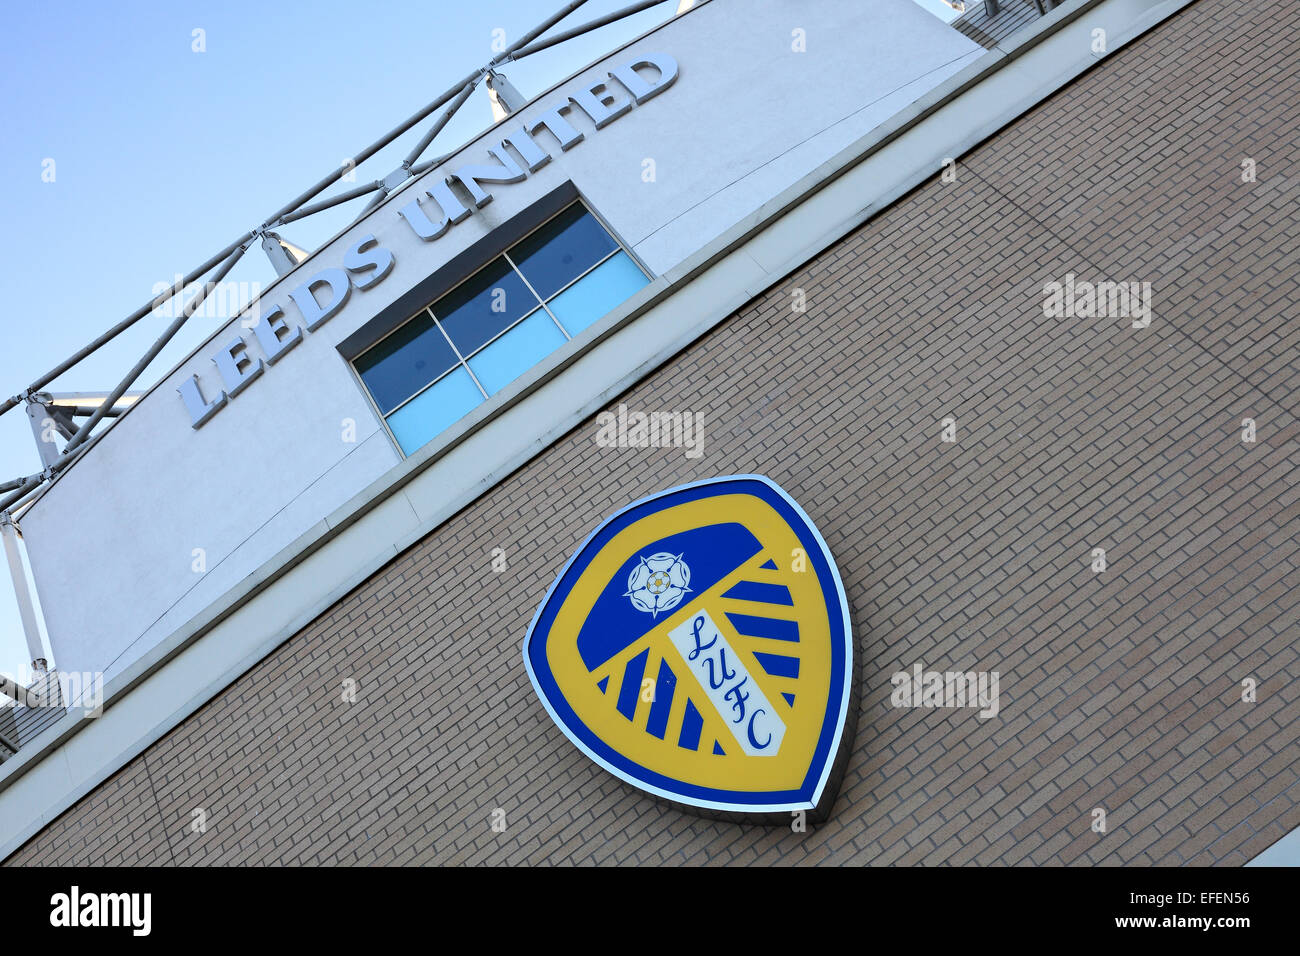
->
[[7, 0, 1297, 865]]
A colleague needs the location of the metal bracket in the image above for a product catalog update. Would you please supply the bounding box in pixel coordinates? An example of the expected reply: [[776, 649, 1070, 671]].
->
[[486, 67, 527, 117], [259, 229, 302, 278], [24, 398, 64, 469], [381, 164, 413, 192]]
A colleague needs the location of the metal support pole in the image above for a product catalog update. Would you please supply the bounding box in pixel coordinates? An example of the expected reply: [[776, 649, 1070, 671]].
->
[[62, 242, 247, 456], [0, 231, 255, 420], [402, 77, 482, 169], [401, 0, 596, 166], [409, 152, 453, 177], [44, 391, 143, 406], [512, 0, 669, 59], [261, 69, 484, 229], [25, 402, 61, 469], [1, 514, 46, 672], [491, 0, 591, 68], [357, 187, 390, 218], [0, 472, 43, 505], [276, 179, 386, 225], [0, 444, 84, 513], [0, 475, 53, 516]]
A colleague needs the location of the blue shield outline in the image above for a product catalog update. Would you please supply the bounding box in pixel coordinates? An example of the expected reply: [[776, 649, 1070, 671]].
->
[[523, 474, 855, 815]]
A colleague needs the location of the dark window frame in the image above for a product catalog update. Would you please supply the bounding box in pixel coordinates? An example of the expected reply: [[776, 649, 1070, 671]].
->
[[342, 182, 650, 456]]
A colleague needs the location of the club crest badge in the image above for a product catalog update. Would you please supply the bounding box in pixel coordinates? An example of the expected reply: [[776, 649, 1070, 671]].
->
[[523, 475, 856, 819]]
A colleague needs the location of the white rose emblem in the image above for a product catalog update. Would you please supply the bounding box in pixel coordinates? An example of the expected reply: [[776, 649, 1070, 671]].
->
[[624, 552, 692, 618]]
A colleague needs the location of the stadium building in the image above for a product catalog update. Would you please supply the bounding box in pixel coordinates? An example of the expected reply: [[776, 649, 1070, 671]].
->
[[1, 0, 1297, 865]]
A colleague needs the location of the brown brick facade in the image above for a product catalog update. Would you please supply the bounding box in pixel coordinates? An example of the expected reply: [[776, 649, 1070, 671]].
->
[[7, 0, 1298, 865]]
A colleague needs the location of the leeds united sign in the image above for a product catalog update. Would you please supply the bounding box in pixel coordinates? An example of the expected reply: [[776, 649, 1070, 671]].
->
[[178, 54, 678, 429]]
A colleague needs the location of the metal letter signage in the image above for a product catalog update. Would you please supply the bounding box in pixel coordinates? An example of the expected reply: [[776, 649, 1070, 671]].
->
[[524, 475, 856, 820], [177, 54, 678, 431], [177, 232, 392, 429], [396, 54, 678, 241]]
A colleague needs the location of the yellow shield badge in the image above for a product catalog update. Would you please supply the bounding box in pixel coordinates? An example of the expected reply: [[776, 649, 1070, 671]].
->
[[524, 475, 856, 818]]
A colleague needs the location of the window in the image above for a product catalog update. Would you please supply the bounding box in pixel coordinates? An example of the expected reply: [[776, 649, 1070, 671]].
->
[[353, 203, 649, 456]]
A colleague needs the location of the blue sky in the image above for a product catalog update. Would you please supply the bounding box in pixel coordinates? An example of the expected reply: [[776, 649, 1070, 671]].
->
[[0, 0, 959, 680]]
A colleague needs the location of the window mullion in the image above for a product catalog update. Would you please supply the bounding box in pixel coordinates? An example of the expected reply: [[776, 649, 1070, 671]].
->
[[429, 308, 490, 399], [504, 250, 571, 340]]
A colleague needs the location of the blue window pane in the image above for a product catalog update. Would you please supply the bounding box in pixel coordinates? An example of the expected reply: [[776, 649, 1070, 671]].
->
[[547, 251, 648, 336], [431, 257, 536, 358], [384, 367, 483, 455], [509, 205, 618, 300], [467, 309, 567, 395], [354, 313, 456, 414]]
